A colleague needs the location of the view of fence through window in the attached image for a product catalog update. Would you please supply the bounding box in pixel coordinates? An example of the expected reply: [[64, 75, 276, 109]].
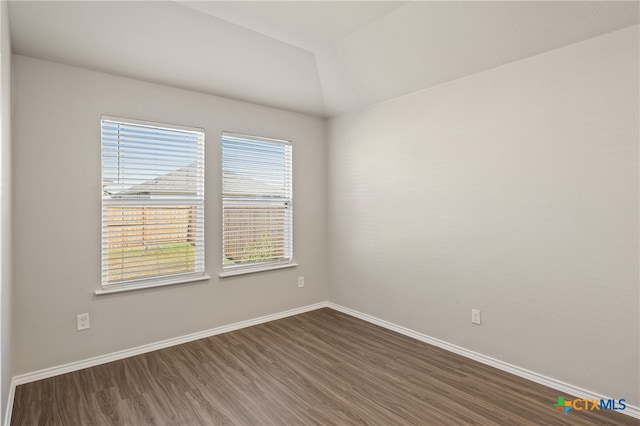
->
[[104, 205, 198, 282], [101, 117, 204, 286], [223, 202, 288, 263], [222, 133, 293, 271]]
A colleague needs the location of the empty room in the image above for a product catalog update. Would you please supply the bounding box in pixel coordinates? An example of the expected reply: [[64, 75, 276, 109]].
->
[[0, 0, 638, 425]]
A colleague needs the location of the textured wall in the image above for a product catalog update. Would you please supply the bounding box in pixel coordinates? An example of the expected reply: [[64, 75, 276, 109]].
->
[[12, 55, 327, 375], [0, 1, 12, 422], [328, 26, 639, 405]]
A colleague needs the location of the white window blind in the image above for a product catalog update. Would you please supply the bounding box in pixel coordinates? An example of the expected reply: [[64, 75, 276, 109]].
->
[[101, 116, 205, 290], [222, 133, 293, 273]]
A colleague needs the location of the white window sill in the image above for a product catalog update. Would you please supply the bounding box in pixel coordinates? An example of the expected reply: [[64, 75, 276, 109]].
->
[[219, 262, 298, 278], [95, 274, 212, 295]]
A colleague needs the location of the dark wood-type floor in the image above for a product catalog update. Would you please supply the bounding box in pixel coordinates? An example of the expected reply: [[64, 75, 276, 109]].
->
[[11, 308, 640, 425]]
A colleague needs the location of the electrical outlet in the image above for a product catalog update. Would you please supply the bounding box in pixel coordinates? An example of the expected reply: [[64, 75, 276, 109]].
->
[[77, 313, 90, 331], [298, 276, 305, 288], [471, 309, 481, 325]]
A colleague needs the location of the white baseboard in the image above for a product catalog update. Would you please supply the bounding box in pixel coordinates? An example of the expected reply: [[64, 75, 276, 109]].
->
[[327, 302, 639, 420], [6, 300, 638, 423], [4, 301, 329, 425], [12, 301, 329, 387]]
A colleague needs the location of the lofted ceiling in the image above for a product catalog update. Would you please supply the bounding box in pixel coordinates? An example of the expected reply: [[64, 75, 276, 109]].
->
[[8, 1, 640, 118], [177, 1, 409, 52]]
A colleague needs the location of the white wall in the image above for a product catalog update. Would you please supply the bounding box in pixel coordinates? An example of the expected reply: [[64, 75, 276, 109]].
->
[[328, 25, 639, 406], [11, 55, 327, 375], [0, 1, 11, 423]]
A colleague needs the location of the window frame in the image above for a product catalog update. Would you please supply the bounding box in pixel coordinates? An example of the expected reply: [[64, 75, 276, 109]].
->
[[220, 132, 295, 277], [98, 115, 208, 294]]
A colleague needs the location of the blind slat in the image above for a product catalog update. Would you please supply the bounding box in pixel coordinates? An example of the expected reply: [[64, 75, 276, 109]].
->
[[102, 117, 205, 287], [221, 133, 293, 270]]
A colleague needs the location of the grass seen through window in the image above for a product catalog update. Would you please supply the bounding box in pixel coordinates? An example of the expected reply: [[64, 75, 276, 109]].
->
[[106, 242, 196, 282]]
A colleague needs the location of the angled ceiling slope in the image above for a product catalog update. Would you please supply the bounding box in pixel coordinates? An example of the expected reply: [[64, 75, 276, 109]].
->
[[9, 1, 327, 117], [177, 1, 408, 52], [8, 1, 640, 118], [316, 1, 640, 116]]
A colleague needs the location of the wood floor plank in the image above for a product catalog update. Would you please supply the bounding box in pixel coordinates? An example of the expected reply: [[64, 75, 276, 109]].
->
[[11, 308, 640, 425]]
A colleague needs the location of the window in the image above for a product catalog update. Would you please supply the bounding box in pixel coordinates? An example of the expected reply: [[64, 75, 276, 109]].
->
[[221, 133, 293, 275], [101, 116, 205, 291]]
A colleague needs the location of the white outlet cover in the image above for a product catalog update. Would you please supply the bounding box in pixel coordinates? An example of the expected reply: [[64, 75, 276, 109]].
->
[[77, 313, 90, 331]]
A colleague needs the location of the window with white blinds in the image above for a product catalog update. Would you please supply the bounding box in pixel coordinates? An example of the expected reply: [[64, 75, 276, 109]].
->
[[101, 116, 205, 290], [222, 133, 293, 274]]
